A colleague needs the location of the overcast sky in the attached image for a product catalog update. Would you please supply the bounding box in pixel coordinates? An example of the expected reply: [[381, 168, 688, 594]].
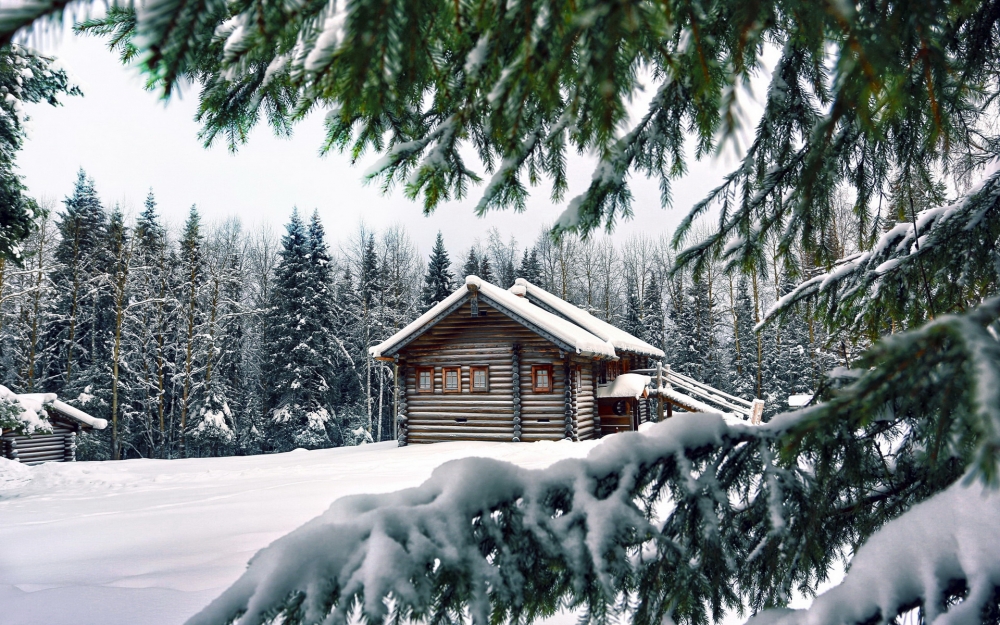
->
[[17, 29, 749, 257]]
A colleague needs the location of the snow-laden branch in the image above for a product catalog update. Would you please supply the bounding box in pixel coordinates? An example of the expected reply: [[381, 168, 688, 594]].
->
[[0, 385, 52, 435], [187, 415, 770, 625], [758, 168, 1000, 333], [749, 478, 1000, 625]]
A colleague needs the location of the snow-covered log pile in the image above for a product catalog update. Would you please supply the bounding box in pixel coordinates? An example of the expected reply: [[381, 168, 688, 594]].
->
[[185, 407, 1000, 625]]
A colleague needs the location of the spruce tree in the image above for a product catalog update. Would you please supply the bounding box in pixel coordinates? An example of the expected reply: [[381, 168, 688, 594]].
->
[[517, 247, 543, 284], [640, 273, 664, 353], [37, 1, 1000, 620], [48, 170, 108, 398], [420, 232, 454, 311], [133, 190, 171, 457], [620, 276, 643, 340], [730, 278, 758, 399], [477, 254, 493, 283], [0, 44, 81, 263], [461, 248, 479, 279], [264, 210, 337, 451], [177, 205, 204, 458]]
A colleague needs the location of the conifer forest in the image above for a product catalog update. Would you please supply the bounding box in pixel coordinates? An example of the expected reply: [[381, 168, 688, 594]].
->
[[0, 169, 837, 461]]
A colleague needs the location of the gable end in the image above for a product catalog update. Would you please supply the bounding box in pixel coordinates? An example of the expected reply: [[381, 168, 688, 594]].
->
[[477, 292, 579, 355], [380, 293, 471, 357]]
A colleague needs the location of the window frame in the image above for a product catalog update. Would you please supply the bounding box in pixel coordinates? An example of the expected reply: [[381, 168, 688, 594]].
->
[[416, 367, 435, 393], [470, 366, 490, 393], [442, 366, 462, 393], [532, 364, 554, 393]]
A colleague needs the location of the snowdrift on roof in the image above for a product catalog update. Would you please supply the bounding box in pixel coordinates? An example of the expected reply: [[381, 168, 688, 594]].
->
[[513, 278, 665, 358], [596, 373, 650, 399]]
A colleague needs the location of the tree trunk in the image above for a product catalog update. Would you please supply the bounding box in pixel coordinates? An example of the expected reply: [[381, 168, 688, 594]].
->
[[751, 267, 763, 399]]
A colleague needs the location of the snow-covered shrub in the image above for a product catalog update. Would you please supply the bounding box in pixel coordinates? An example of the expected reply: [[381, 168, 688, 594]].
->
[[272, 404, 333, 451], [192, 390, 236, 456], [338, 405, 371, 447], [0, 386, 51, 435]]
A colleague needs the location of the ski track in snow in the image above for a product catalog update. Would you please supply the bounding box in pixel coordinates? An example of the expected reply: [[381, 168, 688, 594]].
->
[[0, 440, 602, 625]]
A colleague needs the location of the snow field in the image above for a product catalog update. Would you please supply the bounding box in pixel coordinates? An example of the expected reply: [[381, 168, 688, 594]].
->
[[0, 439, 600, 625]]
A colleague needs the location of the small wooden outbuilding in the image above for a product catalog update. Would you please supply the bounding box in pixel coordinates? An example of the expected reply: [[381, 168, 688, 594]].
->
[[370, 276, 665, 445], [1, 397, 107, 464]]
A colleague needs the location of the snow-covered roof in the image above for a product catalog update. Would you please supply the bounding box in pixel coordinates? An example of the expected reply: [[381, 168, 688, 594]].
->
[[369, 276, 617, 359], [2, 389, 108, 432], [596, 373, 651, 399], [49, 400, 107, 430], [787, 393, 813, 408], [512, 278, 665, 358]]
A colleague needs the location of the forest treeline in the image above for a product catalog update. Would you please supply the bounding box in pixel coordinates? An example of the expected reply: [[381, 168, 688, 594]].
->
[[0, 170, 847, 460]]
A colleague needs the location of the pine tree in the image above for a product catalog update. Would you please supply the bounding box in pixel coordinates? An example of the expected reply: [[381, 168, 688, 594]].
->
[[729, 278, 758, 399], [34, 2, 1000, 614], [106, 206, 137, 460], [420, 232, 454, 311]]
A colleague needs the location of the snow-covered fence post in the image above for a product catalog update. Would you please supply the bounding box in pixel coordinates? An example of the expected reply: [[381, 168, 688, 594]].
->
[[563, 360, 573, 440], [6, 436, 17, 461], [511, 343, 521, 442], [655, 361, 664, 423]]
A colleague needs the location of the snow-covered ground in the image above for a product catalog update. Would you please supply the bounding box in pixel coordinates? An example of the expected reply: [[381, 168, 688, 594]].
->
[[0, 439, 601, 625]]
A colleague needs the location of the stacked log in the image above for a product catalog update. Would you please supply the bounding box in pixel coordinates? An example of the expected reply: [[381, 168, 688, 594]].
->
[[591, 361, 601, 437], [563, 361, 573, 440], [397, 364, 408, 446], [511, 343, 521, 442]]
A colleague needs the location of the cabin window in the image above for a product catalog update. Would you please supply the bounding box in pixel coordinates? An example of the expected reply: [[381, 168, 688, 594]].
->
[[417, 368, 434, 393], [443, 367, 461, 393], [471, 366, 489, 392], [532, 365, 554, 393]]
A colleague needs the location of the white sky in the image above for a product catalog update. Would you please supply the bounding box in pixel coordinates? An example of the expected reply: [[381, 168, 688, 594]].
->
[[17, 30, 747, 257]]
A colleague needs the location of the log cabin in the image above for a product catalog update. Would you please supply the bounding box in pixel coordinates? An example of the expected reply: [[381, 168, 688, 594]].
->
[[369, 275, 666, 445], [1, 397, 107, 464]]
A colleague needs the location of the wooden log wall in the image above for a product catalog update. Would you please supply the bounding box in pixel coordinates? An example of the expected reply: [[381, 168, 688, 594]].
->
[[397, 364, 408, 446], [590, 361, 601, 437], [574, 360, 596, 440], [512, 344, 522, 442], [2, 420, 78, 464], [398, 299, 598, 444]]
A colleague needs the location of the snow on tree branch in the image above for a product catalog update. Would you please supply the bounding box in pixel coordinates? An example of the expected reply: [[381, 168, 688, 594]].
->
[[748, 478, 1000, 625], [0, 385, 52, 435], [187, 415, 778, 625]]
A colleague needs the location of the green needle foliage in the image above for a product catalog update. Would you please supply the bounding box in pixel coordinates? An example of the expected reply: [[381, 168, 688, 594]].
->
[[3, 0, 1000, 622], [0, 43, 80, 263]]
